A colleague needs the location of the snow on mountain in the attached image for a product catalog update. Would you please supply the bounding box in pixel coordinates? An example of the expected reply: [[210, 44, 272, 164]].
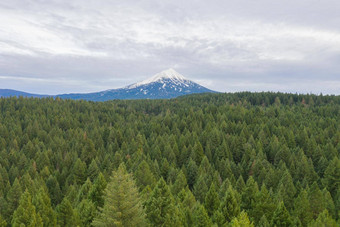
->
[[127, 68, 188, 89]]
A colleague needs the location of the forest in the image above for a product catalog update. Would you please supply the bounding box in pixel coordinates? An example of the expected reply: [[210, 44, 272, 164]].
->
[[0, 92, 339, 226]]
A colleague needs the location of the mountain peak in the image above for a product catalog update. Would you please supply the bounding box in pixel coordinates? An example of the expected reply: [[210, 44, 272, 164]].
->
[[127, 68, 187, 88], [155, 68, 186, 80]]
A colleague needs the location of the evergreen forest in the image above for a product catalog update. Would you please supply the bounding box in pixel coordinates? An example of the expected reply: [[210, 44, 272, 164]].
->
[[0, 92, 339, 226]]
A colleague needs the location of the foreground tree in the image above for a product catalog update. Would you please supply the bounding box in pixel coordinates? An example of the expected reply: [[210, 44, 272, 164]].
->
[[92, 164, 146, 227], [192, 203, 212, 227], [11, 190, 42, 227], [309, 209, 337, 227], [271, 201, 293, 227], [229, 211, 254, 227]]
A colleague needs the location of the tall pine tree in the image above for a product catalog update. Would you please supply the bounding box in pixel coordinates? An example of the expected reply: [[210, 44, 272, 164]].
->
[[92, 164, 146, 227]]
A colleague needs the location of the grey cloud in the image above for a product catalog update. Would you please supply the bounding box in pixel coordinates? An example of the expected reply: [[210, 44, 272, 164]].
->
[[0, 0, 339, 94]]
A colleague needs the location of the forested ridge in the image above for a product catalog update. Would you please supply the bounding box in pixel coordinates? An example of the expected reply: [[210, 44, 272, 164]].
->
[[0, 92, 339, 226]]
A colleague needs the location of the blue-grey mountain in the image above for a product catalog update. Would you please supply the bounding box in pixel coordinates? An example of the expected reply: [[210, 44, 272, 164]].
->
[[1, 69, 216, 101]]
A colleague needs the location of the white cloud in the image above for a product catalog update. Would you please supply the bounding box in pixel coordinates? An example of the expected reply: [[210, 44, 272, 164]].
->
[[0, 0, 339, 94]]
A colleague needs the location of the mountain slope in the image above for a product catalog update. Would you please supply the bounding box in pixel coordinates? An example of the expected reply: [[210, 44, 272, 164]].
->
[[57, 68, 216, 101], [0, 89, 48, 98], [1, 69, 216, 101]]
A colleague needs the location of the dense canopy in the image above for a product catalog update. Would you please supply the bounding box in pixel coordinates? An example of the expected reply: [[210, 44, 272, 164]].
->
[[0, 92, 339, 226]]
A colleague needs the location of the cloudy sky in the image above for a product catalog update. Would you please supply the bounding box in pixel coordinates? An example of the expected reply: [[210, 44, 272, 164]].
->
[[0, 0, 340, 95]]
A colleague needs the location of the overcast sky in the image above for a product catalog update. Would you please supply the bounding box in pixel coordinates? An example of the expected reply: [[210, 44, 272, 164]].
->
[[0, 0, 340, 95]]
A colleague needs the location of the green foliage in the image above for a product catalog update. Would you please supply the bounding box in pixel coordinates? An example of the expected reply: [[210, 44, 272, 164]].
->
[[294, 189, 312, 226], [0, 93, 339, 225], [271, 201, 293, 227], [92, 164, 146, 227], [192, 203, 212, 227], [204, 183, 220, 216], [0, 214, 7, 227], [220, 186, 241, 223], [309, 209, 337, 227], [145, 178, 174, 226], [88, 172, 107, 208], [56, 198, 80, 227], [33, 188, 57, 226], [229, 211, 254, 227], [77, 199, 96, 226], [11, 190, 42, 227]]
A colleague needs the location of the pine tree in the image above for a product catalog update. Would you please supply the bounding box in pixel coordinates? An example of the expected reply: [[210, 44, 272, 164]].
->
[[88, 172, 107, 208], [204, 183, 220, 216], [270, 201, 293, 227], [192, 203, 212, 227], [87, 159, 100, 181], [0, 214, 7, 227], [293, 189, 312, 226], [11, 190, 42, 227], [77, 199, 96, 227], [220, 186, 240, 223], [171, 170, 187, 195], [145, 178, 175, 226], [250, 184, 276, 223], [193, 175, 209, 203], [33, 188, 57, 227], [258, 215, 270, 227], [56, 198, 80, 227], [322, 157, 340, 198], [276, 170, 296, 211], [309, 209, 337, 227], [241, 176, 258, 212], [92, 164, 146, 227], [5, 178, 22, 220], [308, 182, 325, 219], [73, 158, 87, 185], [46, 175, 62, 206], [229, 211, 254, 227], [76, 178, 92, 203], [135, 160, 156, 191]]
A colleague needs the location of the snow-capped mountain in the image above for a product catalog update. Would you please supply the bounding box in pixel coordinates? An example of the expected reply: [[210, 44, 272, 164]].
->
[[57, 68, 216, 101], [1, 69, 216, 101]]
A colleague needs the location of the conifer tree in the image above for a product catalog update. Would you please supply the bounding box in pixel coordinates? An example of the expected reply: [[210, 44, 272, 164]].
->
[[46, 175, 62, 206], [56, 198, 80, 227], [241, 176, 258, 211], [322, 157, 340, 198], [204, 183, 220, 216], [308, 182, 325, 219], [293, 189, 312, 226], [258, 215, 270, 227], [193, 175, 209, 203], [171, 170, 188, 195], [229, 211, 254, 227], [11, 190, 42, 227], [88, 172, 107, 208], [145, 177, 176, 226], [73, 158, 87, 185], [192, 203, 212, 227], [33, 188, 57, 227], [77, 199, 96, 227], [87, 159, 100, 181], [5, 178, 22, 220], [135, 160, 156, 191], [0, 214, 7, 227], [251, 184, 276, 223], [92, 164, 146, 227], [270, 201, 293, 227], [309, 209, 337, 227], [220, 186, 240, 223]]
